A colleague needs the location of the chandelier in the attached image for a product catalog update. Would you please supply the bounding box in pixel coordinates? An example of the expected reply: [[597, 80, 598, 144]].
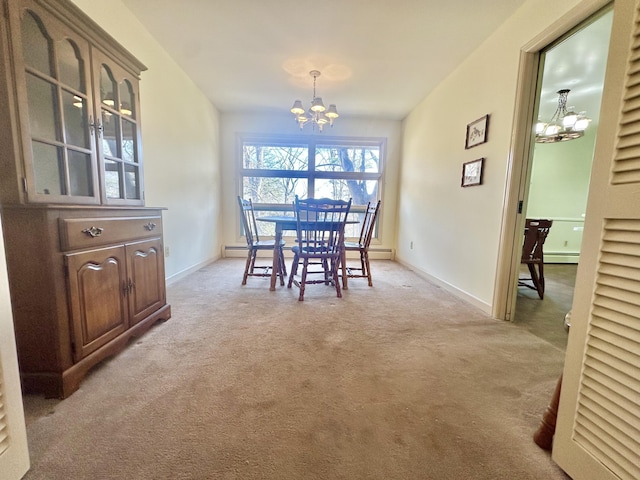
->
[[290, 70, 339, 131], [535, 89, 591, 143]]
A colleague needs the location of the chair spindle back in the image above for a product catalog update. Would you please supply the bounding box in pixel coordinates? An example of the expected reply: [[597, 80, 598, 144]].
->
[[238, 196, 260, 245], [294, 197, 352, 255]]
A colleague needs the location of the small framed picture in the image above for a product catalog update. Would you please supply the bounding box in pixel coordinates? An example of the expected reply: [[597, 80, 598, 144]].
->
[[465, 114, 489, 149], [461, 158, 484, 187]]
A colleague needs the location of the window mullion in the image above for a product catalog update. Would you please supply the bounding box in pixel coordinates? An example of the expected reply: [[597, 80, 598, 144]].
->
[[308, 144, 315, 198]]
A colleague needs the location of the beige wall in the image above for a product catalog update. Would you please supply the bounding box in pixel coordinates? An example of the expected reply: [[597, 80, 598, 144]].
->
[[220, 112, 402, 257], [71, 0, 223, 282], [526, 127, 597, 261], [398, 0, 588, 313]]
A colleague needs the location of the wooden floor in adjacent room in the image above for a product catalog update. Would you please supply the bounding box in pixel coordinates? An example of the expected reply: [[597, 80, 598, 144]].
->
[[513, 263, 578, 351]]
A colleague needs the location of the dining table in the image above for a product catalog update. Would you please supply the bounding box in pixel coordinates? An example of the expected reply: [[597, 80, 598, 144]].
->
[[256, 215, 356, 291]]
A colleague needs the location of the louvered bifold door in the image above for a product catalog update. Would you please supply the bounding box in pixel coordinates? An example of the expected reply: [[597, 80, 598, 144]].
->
[[553, 1, 640, 479], [0, 374, 9, 457], [0, 220, 30, 478], [0, 347, 30, 480]]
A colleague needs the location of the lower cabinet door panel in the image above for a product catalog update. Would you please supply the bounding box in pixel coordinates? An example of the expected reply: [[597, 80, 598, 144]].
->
[[65, 245, 129, 361], [126, 238, 165, 325]]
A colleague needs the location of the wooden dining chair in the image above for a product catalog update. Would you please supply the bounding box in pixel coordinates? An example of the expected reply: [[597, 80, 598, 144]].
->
[[287, 197, 352, 301], [340, 200, 381, 288], [518, 218, 553, 299], [237, 196, 286, 285]]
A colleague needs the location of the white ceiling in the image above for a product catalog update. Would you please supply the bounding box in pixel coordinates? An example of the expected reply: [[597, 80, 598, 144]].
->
[[537, 9, 613, 123], [119, 0, 531, 119], [119, 1, 612, 122]]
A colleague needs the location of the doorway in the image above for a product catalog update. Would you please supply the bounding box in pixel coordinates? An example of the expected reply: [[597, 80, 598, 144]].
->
[[507, 7, 613, 344]]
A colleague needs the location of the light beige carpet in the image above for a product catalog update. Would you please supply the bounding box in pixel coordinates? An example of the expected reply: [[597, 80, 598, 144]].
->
[[21, 259, 569, 479]]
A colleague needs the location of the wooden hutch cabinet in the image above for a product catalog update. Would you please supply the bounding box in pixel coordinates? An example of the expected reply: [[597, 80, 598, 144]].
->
[[0, 0, 171, 398]]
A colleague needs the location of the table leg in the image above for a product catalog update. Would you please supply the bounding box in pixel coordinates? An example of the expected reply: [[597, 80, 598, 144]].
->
[[270, 224, 283, 291], [341, 248, 348, 290]]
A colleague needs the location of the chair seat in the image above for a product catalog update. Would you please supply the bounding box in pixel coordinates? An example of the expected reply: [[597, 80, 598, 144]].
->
[[253, 239, 286, 249], [343, 241, 363, 250], [292, 244, 334, 256]]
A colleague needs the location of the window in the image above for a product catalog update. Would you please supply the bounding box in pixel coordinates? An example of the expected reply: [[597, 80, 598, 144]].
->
[[240, 134, 384, 237]]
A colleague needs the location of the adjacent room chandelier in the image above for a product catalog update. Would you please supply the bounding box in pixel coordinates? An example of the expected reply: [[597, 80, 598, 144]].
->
[[290, 70, 339, 131], [535, 89, 591, 143]]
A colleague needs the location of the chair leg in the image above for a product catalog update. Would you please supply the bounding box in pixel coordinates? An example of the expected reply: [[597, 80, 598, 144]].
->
[[248, 250, 258, 275], [279, 247, 287, 276], [288, 253, 299, 288], [322, 258, 330, 284], [277, 248, 285, 286], [528, 263, 544, 299], [340, 250, 348, 290], [363, 250, 373, 287], [299, 259, 309, 301], [242, 249, 253, 285], [332, 257, 342, 298]]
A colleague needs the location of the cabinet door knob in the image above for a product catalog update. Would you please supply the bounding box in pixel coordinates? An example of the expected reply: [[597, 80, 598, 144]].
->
[[81, 226, 104, 238], [144, 222, 156, 231]]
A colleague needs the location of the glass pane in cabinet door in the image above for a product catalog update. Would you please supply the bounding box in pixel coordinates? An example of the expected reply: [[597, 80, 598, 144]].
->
[[57, 39, 84, 92], [26, 73, 58, 141], [119, 81, 135, 119], [62, 90, 89, 148], [32, 141, 62, 195], [68, 150, 93, 197], [101, 109, 119, 157], [121, 119, 137, 163], [104, 159, 122, 198], [124, 164, 140, 199], [100, 65, 116, 110], [21, 11, 53, 76]]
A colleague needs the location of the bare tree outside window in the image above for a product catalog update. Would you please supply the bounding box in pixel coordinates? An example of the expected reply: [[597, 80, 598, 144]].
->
[[240, 135, 384, 238]]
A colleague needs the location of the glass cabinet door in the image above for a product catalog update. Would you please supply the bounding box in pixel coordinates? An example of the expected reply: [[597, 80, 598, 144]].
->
[[17, 5, 99, 204], [93, 49, 144, 206]]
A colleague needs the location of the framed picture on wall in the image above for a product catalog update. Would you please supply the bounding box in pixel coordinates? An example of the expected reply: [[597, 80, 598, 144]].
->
[[461, 158, 484, 187], [465, 114, 489, 149]]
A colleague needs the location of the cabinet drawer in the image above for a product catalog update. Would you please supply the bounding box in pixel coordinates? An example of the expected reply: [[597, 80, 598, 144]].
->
[[60, 216, 162, 251]]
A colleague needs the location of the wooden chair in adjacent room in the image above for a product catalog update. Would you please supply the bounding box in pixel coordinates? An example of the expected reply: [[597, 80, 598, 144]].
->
[[518, 218, 553, 299], [341, 200, 381, 288], [287, 196, 352, 301], [237, 196, 286, 285]]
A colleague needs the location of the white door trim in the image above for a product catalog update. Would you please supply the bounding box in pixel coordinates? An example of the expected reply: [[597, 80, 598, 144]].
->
[[493, 0, 613, 321]]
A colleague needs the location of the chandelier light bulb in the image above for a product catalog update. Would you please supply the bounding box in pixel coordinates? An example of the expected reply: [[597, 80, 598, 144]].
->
[[574, 116, 591, 131], [562, 111, 578, 128], [290, 100, 305, 115], [325, 104, 339, 119]]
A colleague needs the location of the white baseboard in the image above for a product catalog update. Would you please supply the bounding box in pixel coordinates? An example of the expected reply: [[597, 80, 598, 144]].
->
[[166, 257, 219, 286], [395, 256, 492, 316], [545, 253, 579, 264]]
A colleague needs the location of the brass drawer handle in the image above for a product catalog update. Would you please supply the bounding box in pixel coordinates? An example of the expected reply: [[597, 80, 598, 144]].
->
[[144, 222, 157, 231], [81, 226, 104, 238]]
